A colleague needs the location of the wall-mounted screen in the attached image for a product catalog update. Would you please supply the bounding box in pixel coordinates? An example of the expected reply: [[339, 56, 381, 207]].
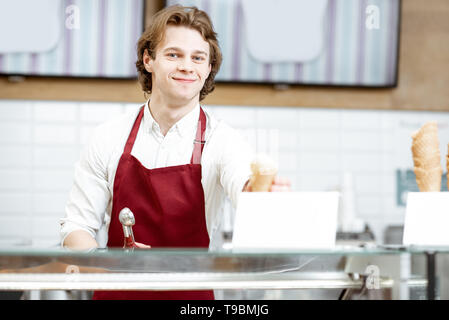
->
[[167, 0, 401, 87], [0, 0, 145, 79]]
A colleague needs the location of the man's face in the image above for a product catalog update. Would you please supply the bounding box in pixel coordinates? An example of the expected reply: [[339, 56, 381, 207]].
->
[[144, 25, 212, 104]]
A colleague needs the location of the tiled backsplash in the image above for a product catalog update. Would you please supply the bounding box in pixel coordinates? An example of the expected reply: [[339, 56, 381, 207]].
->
[[0, 99, 448, 246]]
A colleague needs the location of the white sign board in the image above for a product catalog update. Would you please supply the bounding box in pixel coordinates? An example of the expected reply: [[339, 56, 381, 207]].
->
[[232, 192, 339, 251], [403, 192, 449, 246]]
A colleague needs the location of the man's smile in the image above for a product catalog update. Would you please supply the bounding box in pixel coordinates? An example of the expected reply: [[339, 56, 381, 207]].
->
[[172, 76, 197, 83]]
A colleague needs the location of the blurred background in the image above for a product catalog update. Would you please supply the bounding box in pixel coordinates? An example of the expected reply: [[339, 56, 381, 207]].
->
[[0, 0, 448, 248]]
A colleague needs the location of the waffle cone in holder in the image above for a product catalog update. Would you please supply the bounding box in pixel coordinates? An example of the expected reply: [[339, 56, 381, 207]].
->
[[249, 154, 277, 192], [411, 121, 442, 192], [446, 144, 449, 191], [414, 166, 442, 192], [412, 152, 441, 170]]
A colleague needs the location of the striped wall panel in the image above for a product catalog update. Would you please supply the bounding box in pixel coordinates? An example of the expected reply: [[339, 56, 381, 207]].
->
[[166, 0, 400, 87], [0, 0, 144, 78]]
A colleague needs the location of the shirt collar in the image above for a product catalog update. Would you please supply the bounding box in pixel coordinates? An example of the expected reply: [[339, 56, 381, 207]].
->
[[143, 99, 201, 138]]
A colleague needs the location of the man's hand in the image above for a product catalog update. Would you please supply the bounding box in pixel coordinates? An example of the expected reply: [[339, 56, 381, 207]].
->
[[134, 242, 151, 249], [269, 176, 291, 192]]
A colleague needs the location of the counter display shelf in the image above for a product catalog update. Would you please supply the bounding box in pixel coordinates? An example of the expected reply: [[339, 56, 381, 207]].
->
[[0, 246, 447, 300]]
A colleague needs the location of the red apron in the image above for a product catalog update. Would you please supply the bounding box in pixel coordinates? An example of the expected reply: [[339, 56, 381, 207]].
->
[[93, 105, 214, 300]]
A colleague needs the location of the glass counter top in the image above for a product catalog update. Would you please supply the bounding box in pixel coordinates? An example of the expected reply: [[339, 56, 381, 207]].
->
[[0, 244, 443, 274], [0, 245, 442, 294], [0, 244, 448, 257]]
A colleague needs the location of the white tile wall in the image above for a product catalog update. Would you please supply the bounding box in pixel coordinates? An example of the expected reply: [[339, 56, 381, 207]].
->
[[0, 123, 32, 143], [34, 125, 78, 144], [0, 99, 448, 246], [0, 100, 142, 247], [341, 110, 381, 130], [34, 102, 78, 122], [299, 108, 340, 129], [299, 130, 339, 150], [300, 152, 340, 172]]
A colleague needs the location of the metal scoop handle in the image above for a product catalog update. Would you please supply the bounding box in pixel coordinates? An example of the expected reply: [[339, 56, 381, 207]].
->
[[119, 208, 138, 249]]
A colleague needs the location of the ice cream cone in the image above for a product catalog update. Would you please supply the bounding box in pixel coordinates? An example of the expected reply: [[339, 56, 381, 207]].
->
[[414, 166, 442, 192], [412, 129, 439, 149], [411, 121, 438, 140], [249, 172, 277, 192], [413, 153, 441, 169], [411, 121, 442, 192], [446, 156, 449, 191], [446, 145, 449, 191], [412, 134, 439, 156], [249, 154, 278, 192]]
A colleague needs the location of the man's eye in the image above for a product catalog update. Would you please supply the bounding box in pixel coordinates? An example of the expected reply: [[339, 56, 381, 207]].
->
[[193, 56, 205, 61], [168, 53, 178, 58]]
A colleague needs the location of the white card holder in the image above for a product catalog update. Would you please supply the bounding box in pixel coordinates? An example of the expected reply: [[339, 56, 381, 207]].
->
[[232, 192, 339, 251], [403, 192, 449, 246]]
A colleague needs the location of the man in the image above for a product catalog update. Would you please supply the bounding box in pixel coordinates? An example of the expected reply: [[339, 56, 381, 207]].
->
[[60, 5, 290, 299]]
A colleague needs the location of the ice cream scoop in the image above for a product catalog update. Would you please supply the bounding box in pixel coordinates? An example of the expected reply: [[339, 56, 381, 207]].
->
[[119, 208, 138, 249]]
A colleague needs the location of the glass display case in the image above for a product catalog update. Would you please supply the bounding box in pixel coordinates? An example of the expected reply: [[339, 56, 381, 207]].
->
[[0, 246, 447, 300]]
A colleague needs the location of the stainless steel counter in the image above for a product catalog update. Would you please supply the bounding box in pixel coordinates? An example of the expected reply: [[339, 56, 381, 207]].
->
[[0, 246, 445, 299]]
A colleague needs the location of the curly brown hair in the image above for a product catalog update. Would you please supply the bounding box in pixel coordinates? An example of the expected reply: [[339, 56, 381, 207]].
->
[[135, 5, 222, 101]]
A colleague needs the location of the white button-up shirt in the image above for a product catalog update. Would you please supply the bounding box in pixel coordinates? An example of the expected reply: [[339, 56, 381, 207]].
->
[[60, 101, 254, 248]]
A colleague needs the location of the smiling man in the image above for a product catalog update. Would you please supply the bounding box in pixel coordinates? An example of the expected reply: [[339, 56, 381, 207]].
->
[[60, 5, 290, 300], [141, 24, 213, 135]]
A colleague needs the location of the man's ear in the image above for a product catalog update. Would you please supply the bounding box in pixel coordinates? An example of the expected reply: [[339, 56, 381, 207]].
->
[[143, 49, 153, 73]]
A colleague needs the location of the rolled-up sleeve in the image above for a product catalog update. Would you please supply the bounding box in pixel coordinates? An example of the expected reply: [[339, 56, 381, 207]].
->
[[217, 125, 254, 209], [60, 125, 112, 246]]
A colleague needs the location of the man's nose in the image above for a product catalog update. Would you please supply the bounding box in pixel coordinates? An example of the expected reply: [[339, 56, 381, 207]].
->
[[178, 57, 194, 72]]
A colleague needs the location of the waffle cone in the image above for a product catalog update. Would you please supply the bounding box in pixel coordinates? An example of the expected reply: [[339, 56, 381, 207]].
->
[[414, 166, 442, 192], [413, 153, 441, 169], [446, 153, 449, 191], [249, 172, 276, 192], [411, 135, 439, 156], [411, 121, 438, 141], [411, 121, 442, 191], [249, 154, 278, 192]]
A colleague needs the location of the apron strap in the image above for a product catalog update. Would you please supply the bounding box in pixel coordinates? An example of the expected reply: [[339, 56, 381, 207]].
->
[[191, 107, 207, 165], [123, 105, 145, 155], [124, 105, 207, 164]]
